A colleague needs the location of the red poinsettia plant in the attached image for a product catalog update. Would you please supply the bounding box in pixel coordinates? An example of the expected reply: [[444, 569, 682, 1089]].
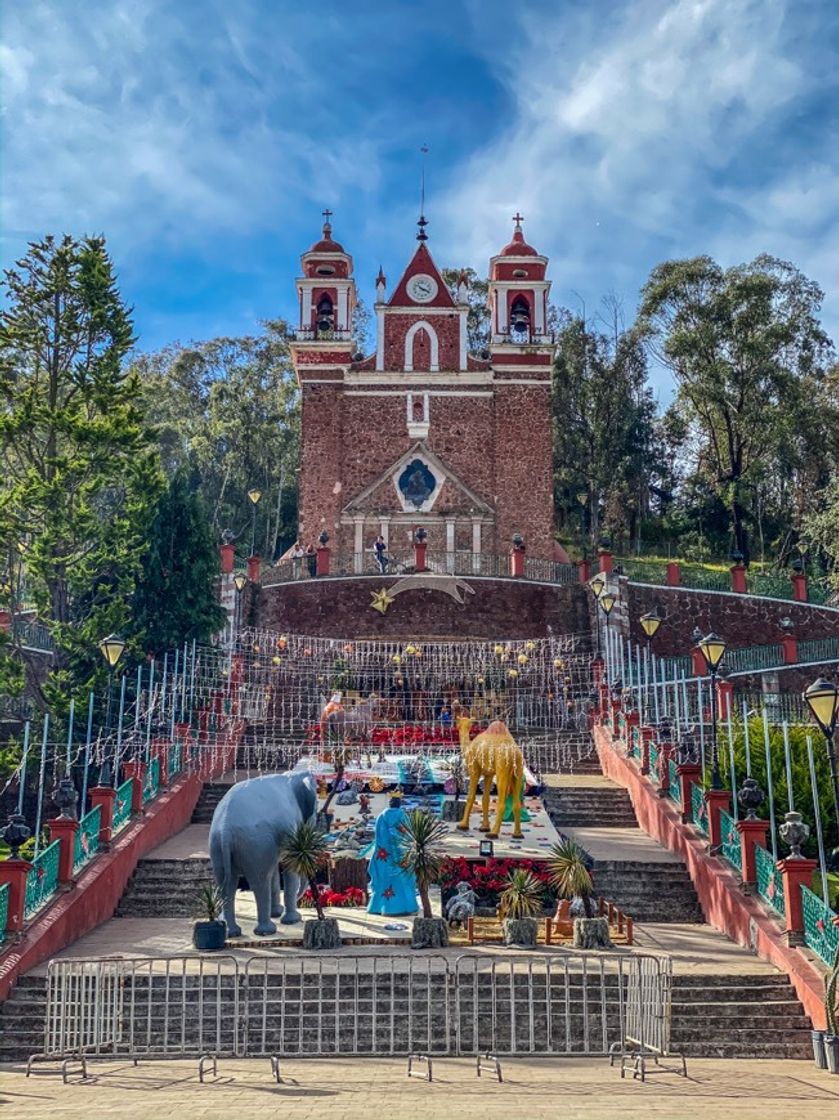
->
[[299, 885, 366, 909], [439, 856, 553, 895]]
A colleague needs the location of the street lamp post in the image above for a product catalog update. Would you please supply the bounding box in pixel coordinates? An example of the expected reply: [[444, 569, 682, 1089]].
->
[[98, 633, 126, 785], [598, 587, 617, 682], [639, 609, 662, 651], [803, 677, 839, 827], [697, 632, 727, 789], [247, 488, 262, 556], [588, 572, 606, 659], [233, 571, 247, 635]]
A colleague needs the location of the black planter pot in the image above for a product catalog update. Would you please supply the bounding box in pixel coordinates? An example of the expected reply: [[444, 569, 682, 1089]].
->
[[825, 1034, 839, 1074], [812, 1030, 827, 1070], [193, 920, 226, 952]]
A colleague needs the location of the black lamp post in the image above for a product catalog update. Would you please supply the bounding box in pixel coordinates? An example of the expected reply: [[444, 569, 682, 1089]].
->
[[639, 609, 662, 650], [98, 633, 126, 785], [697, 632, 727, 789], [598, 587, 617, 681], [587, 573, 606, 659], [803, 677, 839, 827], [233, 571, 247, 593]]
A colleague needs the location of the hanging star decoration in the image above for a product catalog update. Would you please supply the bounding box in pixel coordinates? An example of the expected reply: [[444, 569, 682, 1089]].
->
[[370, 587, 395, 614]]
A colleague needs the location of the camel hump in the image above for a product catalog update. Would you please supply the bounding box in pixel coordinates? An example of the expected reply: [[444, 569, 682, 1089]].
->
[[487, 719, 508, 735]]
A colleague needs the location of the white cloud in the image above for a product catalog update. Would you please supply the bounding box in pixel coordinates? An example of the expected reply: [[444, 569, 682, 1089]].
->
[[432, 0, 839, 364]]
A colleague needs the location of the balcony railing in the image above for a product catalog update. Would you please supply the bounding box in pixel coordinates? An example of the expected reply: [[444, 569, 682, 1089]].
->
[[291, 327, 354, 342], [261, 551, 577, 587]]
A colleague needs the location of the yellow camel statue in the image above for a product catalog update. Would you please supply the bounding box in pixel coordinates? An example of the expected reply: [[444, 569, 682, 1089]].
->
[[457, 719, 524, 839]]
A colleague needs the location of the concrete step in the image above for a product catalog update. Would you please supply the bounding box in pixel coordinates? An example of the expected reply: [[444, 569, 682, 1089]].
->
[[115, 856, 214, 917]]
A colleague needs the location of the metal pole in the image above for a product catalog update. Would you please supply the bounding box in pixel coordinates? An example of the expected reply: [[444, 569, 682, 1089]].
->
[[763, 709, 777, 860], [134, 663, 143, 732], [742, 699, 752, 776], [782, 722, 795, 813], [727, 708, 737, 819], [807, 734, 830, 905], [824, 731, 839, 831], [652, 653, 660, 724], [16, 721, 30, 815], [66, 697, 75, 774], [189, 638, 197, 720], [81, 691, 94, 815], [697, 677, 706, 774], [710, 670, 720, 789], [145, 659, 156, 764], [113, 676, 126, 788], [34, 714, 49, 857]]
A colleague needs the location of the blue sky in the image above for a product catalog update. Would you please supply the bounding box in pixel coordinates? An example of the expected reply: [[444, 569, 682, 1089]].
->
[[3, 0, 839, 399]]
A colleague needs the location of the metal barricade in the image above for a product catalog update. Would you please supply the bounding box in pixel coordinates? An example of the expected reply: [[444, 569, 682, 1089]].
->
[[27, 950, 682, 1082]]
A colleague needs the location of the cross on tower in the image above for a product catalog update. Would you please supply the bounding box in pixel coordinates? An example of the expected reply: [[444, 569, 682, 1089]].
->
[[322, 208, 333, 223], [321, 208, 333, 235], [512, 211, 524, 229]]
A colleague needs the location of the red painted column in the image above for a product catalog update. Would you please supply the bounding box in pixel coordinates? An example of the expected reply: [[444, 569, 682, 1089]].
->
[[510, 548, 525, 577], [781, 634, 798, 665], [791, 572, 807, 602], [316, 546, 330, 577], [730, 563, 747, 593], [598, 682, 610, 718], [717, 679, 734, 722], [46, 817, 80, 885], [591, 658, 605, 688], [677, 762, 702, 823], [219, 542, 235, 574], [736, 818, 770, 888], [121, 761, 147, 816], [778, 857, 818, 945], [246, 554, 261, 582], [666, 561, 681, 586], [690, 648, 707, 677], [414, 541, 428, 572], [577, 558, 591, 583], [598, 548, 613, 574], [658, 744, 675, 797], [640, 727, 654, 775], [88, 786, 117, 846], [0, 860, 32, 935], [624, 709, 640, 741], [704, 788, 731, 850], [610, 697, 622, 737]]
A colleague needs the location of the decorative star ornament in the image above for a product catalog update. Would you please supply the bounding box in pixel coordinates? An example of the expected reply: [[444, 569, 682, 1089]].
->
[[370, 587, 394, 614]]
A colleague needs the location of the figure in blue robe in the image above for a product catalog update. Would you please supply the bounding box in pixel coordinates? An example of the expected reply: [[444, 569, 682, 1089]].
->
[[367, 798, 418, 916]]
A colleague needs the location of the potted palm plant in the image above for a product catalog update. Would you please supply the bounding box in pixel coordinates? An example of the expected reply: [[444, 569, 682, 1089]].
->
[[547, 838, 613, 950], [498, 868, 543, 947], [399, 809, 449, 949], [822, 944, 839, 1072], [280, 820, 341, 950], [193, 884, 226, 952]]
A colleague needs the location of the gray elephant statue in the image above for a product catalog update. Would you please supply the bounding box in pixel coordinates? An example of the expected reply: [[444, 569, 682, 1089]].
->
[[209, 771, 317, 937]]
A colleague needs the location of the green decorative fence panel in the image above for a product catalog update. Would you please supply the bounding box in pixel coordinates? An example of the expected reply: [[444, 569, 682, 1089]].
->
[[667, 758, 680, 802], [691, 783, 708, 836], [73, 805, 101, 873], [168, 741, 182, 778], [628, 726, 640, 760], [113, 778, 134, 833], [755, 844, 785, 917], [679, 566, 732, 593], [718, 809, 742, 874], [648, 743, 660, 783], [23, 840, 61, 921], [797, 636, 839, 666], [143, 757, 161, 804], [726, 643, 784, 674], [0, 881, 9, 937], [801, 885, 839, 966]]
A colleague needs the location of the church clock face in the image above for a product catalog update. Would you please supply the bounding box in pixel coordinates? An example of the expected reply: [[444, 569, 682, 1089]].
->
[[408, 274, 438, 303]]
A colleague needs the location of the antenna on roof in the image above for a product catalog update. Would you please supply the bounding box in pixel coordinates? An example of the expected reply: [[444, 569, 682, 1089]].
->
[[417, 144, 429, 241]]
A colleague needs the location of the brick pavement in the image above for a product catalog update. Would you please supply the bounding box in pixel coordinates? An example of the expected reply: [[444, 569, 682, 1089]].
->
[[2, 1057, 838, 1119]]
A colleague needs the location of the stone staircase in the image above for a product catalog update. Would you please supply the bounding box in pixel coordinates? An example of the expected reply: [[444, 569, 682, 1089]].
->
[[542, 783, 637, 827], [669, 974, 812, 1058], [0, 970, 812, 1063], [190, 782, 231, 823], [115, 858, 213, 917], [589, 860, 704, 923]]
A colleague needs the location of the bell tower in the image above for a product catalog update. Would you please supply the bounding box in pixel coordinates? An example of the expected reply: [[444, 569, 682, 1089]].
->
[[488, 213, 551, 347], [291, 213, 357, 547]]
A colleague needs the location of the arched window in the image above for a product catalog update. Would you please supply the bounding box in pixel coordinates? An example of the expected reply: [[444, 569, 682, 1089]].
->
[[316, 294, 334, 333], [404, 320, 439, 372], [510, 296, 531, 339]]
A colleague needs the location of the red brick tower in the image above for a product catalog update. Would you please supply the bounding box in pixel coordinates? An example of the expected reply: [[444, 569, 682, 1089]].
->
[[292, 213, 555, 560]]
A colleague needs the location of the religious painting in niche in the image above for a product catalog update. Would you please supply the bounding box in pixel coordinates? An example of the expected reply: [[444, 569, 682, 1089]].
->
[[398, 459, 436, 509]]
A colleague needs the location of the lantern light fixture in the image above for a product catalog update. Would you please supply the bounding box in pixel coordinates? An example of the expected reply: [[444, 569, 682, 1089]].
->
[[98, 633, 126, 669]]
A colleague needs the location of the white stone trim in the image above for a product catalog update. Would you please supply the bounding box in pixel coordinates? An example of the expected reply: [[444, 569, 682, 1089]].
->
[[391, 452, 446, 514], [376, 306, 385, 370], [345, 370, 493, 386], [382, 306, 463, 316], [406, 391, 430, 438], [344, 389, 493, 398], [404, 320, 439, 373], [459, 308, 467, 370]]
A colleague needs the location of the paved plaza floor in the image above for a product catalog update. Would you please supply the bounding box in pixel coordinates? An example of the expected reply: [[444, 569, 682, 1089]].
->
[[2, 1057, 837, 1119]]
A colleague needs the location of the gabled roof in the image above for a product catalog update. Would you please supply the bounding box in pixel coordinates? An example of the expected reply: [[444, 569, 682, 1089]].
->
[[387, 243, 456, 309], [342, 440, 494, 516]]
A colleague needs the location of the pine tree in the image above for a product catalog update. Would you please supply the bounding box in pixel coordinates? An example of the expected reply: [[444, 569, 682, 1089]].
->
[[0, 234, 162, 708], [132, 471, 226, 654]]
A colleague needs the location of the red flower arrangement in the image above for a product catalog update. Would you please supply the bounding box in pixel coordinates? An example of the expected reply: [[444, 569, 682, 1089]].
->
[[439, 856, 553, 893], [299, 885, 366, 909]]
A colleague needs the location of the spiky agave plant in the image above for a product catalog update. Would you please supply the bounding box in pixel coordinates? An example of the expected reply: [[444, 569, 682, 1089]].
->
[[280, 820, 330, 921], [547, 838, 595, 918], [195, 883, 224, 922], [399, 809, 449, 919], [498, 868, 544, 920]]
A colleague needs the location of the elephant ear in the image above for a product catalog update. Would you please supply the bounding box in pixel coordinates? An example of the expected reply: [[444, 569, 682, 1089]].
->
[[292, 771, 318, 821]]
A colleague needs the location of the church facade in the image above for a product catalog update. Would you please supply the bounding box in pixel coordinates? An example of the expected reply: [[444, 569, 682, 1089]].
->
[[290, 214, 556, 564]]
